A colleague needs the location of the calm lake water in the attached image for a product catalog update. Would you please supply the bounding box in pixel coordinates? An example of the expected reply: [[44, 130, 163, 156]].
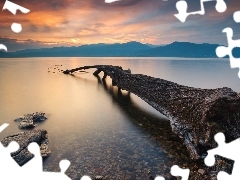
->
[[0, 57, 240, 179]]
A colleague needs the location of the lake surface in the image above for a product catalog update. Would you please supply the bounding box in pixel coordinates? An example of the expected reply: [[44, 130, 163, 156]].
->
[[0, 57, 239, 179]]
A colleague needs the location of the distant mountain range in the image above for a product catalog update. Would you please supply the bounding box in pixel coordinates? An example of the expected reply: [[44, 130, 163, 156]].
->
[[0, 41, 234, 58]]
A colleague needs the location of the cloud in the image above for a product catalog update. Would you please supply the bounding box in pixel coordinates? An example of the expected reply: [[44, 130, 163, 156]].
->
[[0, 0, 239, 51], [0, 36, 72, 51]]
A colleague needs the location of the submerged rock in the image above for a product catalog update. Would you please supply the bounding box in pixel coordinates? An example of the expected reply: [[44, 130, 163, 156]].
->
[[19, 119, 35, 129], [14, 112, 47, 129], [1, 129, 50, 166]]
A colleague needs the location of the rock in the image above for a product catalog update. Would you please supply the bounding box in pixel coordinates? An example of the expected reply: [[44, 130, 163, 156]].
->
[[19, 119, 35, 129], [198, 169, 205, 175], [95, 176, 103, 180], [149, 175, 154, 180], [14, 112, 47, 129], [32, 112, 47, 122], [1, 129, 50, 166]]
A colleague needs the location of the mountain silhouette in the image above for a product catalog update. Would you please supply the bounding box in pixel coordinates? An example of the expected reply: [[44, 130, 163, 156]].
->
[[0, 41, 233, 58]]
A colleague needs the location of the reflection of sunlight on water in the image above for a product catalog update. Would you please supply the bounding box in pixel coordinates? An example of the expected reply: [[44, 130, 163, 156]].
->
[[0, 57, 239, 178]]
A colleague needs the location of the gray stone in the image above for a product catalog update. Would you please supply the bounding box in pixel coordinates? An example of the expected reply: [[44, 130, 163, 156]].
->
[[14, 112, 47, 129], [1, 129, 50, 166], [198, 169, 205, 175]]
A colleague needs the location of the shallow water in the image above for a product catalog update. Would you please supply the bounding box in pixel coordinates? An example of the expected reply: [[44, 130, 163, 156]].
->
[[0, 57, 239, 179]]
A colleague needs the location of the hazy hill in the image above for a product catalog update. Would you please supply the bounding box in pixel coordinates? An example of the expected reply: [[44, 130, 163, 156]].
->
[[139, 42, 219, 58], [0, 41, 233, 58]]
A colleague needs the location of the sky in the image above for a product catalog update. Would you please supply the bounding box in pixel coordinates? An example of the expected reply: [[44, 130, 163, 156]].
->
[[0, 0, 240, 51]]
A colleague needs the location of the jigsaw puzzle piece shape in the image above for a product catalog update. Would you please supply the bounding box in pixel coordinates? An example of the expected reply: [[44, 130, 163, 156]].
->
[[233, 11, 240, 23], [216, 27, 240, 78], [216, 28, 233, 59], [218, 157, 240, 180], [154, 176, 165, 180], [39, 160, 71, 180], [2, 0, 30, 15], [217, 171, 233, 180], [0, 141, 44, 180], [215, 0, 227, 13], [0, 123, 9, 132], [218, 168, 240, 180], [21, 142, 43, 173], [105, 0, 120, 3], [58, 159, 71, 179], [0, 44, 8, 52], [2, 0, 30, 33], [171, 165, 190, 180], [205, 132, 240, 179], [175, 0, 227, 22], [204, 132, 240, 166], [81, 176, 92, 180], [0, 141, 22, 178], [216, 45, 228, 59], [0, 125, 19, 167], [0, 123, 21, 178], [174, 1, 188, 22], [204, 132, 226, 166]]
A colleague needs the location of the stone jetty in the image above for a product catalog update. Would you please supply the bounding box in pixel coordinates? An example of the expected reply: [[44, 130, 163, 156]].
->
[[63, 65, 240, 160]]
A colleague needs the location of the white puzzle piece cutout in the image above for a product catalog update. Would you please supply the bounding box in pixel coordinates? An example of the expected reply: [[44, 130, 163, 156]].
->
[[2, 0, 30, 15], [175, 0, 227, 22], [0, 44, 8, 52], [0, 123, 9, 132], [171, 165, 190, 180], [216, 11, 240, 78], [39, 160, 71, 180], [0, 127, 192, 180], [204, 132, 240, 180], [0, 141, 21, 178], [0, 123, 22, 179], [155, 176, 165, 180], [11, 23, 22, 33], [152, 165, 190, 180], [80, 176, 92, 180], [20, 142, 43, 174], [233, 11, 240, 23], [0, 124, 73, 180], [105, 0, 120, 3], [2, 0, 30, 33]]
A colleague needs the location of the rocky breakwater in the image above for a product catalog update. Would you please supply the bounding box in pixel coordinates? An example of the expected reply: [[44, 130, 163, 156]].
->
[[1, 129, 50, 166], [77, 65, 240, 160]]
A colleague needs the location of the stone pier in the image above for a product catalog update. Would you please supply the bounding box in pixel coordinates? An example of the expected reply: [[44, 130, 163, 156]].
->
[[63, 65, 240, 160]]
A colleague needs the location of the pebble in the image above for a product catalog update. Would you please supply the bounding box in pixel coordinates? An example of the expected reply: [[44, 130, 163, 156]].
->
[[198, 169, 205, 175], [94, 176, 103, 180]]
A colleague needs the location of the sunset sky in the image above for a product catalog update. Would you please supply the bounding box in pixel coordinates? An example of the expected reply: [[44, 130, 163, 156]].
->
[[0, 0, 240, 51]]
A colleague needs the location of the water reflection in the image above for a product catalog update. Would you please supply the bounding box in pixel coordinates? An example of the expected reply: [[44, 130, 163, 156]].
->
[[53, 73, 192, 179], [1, 58, 239, 180], [96, 75, 190, 159]]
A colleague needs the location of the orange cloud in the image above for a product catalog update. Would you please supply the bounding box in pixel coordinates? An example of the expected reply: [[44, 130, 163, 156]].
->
[[26, 11, 65, 27], [0, 0, 239, 51]]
